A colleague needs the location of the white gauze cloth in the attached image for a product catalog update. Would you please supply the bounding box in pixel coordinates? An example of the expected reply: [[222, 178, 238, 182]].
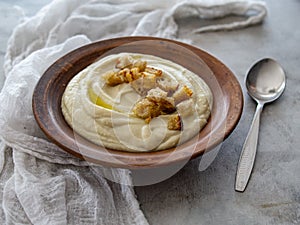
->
[[0, 0, 267, 224]]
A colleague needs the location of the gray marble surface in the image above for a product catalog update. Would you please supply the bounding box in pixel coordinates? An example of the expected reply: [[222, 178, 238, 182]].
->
[[0, 0, 299, 224]]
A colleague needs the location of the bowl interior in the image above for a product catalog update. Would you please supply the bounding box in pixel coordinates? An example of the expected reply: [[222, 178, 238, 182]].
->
[[32, 36, 243, 169]]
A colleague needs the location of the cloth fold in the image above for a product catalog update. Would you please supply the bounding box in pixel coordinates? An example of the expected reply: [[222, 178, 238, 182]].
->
[[0, 0, 267, 224]]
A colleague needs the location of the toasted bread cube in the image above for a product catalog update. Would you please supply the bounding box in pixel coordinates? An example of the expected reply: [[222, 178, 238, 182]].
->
[[133, 88, 176, 122], [168, 114, 181, 130], [145, 67, 162, 77], [157, 77, 179, 94], [158, 98, 176, 114], [115, 55, 133, 69], [132, 98, 161, 121], [104, 71, 124, 86], [133, 60, 147, 72], [125, 71, 134, 82], [131, 76, 157, 96], [130, 67, 142, 80], [147, 87, 168, 100], [173, 85, 193, 105], [147, 88, 176, 114]]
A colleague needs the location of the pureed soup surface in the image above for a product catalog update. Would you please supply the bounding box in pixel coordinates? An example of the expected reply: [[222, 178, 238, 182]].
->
[[61, 53, 213, 152]]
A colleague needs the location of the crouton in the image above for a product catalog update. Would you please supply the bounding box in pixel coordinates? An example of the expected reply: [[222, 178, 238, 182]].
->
[[147, 88, 175, 113], [105, 57, 162, 87], [132, 98, 161, 122], [167, 114, 182, 130], [133, 60, 147, 72], [144, 67, 162, 77], [173, 85, 193, 105], [104, 71, 124, 86], [132, 88, 176, 122], [130, 76, 157, 96], [157, 77, 179, 94], [115, 55, 133, 69]]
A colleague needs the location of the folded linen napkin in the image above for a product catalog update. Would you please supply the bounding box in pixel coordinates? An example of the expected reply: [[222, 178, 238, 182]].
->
[[0, 0, 266, 224]]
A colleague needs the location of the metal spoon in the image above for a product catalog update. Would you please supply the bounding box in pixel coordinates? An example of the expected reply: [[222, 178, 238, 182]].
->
[[235, 58, 286, 192]]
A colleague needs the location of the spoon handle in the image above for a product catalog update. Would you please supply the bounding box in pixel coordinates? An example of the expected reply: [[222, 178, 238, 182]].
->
[[235, 102, 264, 192]]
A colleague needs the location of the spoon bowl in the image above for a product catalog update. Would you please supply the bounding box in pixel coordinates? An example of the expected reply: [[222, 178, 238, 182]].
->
[[246, 58, 286, 103], [235, 58, 286, 192]]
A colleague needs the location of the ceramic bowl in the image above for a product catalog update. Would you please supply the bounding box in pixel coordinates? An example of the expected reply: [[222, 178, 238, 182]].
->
[[32, 36, 243, 169]]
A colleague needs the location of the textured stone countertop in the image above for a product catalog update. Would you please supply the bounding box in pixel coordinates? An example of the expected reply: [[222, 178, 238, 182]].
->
[[0, 0, 299, 224]]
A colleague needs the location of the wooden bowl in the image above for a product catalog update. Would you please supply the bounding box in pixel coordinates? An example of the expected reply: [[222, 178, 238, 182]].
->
[[32, 36, 243, 169]]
